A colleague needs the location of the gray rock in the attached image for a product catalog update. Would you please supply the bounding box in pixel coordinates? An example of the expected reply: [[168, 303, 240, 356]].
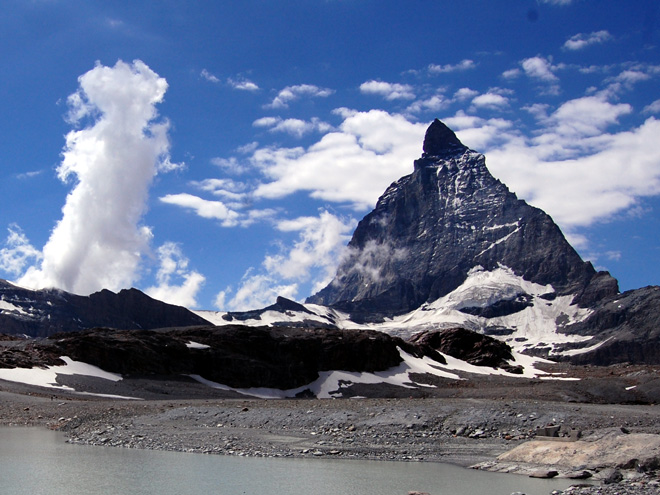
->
[[307, 119, 606, 321]]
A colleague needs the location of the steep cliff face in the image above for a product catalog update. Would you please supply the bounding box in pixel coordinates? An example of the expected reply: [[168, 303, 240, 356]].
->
[[308, 120, 612, 320]]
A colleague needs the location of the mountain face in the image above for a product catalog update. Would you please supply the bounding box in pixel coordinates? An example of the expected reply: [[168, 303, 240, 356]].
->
[[0, 280, 211, 337], [307, 120, 616, 321]]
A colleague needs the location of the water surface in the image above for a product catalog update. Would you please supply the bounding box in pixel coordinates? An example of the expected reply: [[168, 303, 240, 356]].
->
[[0, 427, 579, 495]]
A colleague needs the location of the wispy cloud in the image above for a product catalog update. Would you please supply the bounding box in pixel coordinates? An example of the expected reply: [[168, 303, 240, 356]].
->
[[563, 30, 612, 51], [521, 56, 561, 94], [471, 92, 510, 110], [227, 77, 260, 91], [538, 0, 574, 5], [643, 99, 660, 114], [200, 68, 220, 83], [144, 242, 205, 308], [428, 59, 476, 74], [359, 80, 416, 100], [15, 170, 43, 180], [218, 210, 356, 310], [265, 84, 334, 109], [159, 193, 241, 227], [253, 116, 332, 138], [0, 224, 42, 278], [201, 70, 260, 91]]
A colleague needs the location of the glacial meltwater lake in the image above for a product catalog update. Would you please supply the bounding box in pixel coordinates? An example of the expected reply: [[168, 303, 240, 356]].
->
[[0, 427, 580, 495]]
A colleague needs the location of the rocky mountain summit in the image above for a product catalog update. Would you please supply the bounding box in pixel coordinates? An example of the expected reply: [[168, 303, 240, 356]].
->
[[307, 120, 616, 320]]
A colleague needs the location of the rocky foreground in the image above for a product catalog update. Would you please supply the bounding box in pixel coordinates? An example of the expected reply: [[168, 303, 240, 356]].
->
[[2, 382, 660, 494]]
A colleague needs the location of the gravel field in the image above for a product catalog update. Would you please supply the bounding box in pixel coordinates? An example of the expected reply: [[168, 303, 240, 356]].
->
[[3, 377, 660, 494]]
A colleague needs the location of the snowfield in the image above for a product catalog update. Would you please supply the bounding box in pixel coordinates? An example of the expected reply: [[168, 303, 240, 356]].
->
[[195, 265, 598, 359]]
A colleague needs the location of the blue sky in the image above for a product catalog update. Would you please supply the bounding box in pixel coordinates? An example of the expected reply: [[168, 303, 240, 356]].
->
[[1, 0, 659, 310]]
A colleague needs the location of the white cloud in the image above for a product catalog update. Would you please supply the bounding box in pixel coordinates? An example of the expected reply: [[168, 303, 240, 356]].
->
[[520, 56, 561, 95], [265, 84, 334, 109], [502, 68, 522, 79], [454, 88, 479, 101], [227, 77, 259, 91], [265, 211, 356, 289], [253, 116, 280, 128], [15, 170, 43, 180], [210, 156, 252, 175], [144, 242, 205, 308], [471, 92, 509, 109], [250, 110, 427, 210], [253, 116, 332, 138], [445, 112, 516, 151], [359, 80, 416, 100], [217, 210, 355, 311], [523, 103, 551, 120], [611, 69, 651, 86], [539, 0, 573, 4], [546, 95, 632, 139], [485, 117, 660, 230], [0, 224, 42, 278], [428, 59, 476, 73], [406, 94, 448, 115], [563, 30, 612, 51], [643, 99, 660, 114], [522, 56, 559, 82], [18, 60, 178, 295], [219, 270, 298, 311], [159, 193, 241, 227], [200, 69, 220, 83]]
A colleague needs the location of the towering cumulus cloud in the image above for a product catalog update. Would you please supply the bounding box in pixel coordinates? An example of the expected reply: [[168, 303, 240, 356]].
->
[[20, 60, 175, 295]]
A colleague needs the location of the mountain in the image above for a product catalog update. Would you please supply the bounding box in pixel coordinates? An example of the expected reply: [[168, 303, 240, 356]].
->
[[208, 118, 657, 367], [2, 118, 660, 401], [307, 120, 617, 321], [0, 279, 211, 337]]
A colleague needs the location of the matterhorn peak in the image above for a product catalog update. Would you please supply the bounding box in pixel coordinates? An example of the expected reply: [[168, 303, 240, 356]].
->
[[308, 119, 612, 321], [422, 119, 468, 158]]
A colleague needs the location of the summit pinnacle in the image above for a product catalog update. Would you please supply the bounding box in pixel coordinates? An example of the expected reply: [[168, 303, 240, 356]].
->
[[422, 119, 468, 157]]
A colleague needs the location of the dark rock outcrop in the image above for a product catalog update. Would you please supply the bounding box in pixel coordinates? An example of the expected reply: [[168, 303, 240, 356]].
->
[[43, 326, 415, 390], [0, 325, 521, 391], [307, 119, 611, 321], [410, 327, 521, 372]]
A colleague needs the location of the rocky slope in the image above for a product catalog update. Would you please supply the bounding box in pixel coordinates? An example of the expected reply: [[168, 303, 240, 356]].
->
[[0, 325, 525, 396], [0, 279, 211, 337]]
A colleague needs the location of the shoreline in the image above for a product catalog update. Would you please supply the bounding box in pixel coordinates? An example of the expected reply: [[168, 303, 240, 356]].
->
[[2, 385, 660, 466], [4, 384, 660, 493]]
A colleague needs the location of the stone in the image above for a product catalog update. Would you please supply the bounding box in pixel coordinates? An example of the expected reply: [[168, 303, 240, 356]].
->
[[529, 470, 558, 479]]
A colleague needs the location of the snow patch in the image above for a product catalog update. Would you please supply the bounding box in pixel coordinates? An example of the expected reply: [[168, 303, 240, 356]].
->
[[186, 341, 210, 350], [0, 356, 136, 399], [0, 299, 28, 315]]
